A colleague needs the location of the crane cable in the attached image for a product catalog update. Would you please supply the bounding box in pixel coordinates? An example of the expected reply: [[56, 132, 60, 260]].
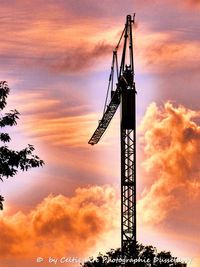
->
[[103, 27, 125, 115]]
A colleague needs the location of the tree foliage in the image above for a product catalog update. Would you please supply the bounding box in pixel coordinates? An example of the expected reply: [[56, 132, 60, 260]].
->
[[83, 243, 186, 267], [0, 81, 44, 210]]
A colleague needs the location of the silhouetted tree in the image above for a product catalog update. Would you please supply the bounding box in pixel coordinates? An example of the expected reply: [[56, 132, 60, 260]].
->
[[0, 81, 44, 210], [82, 242, 186, 267]]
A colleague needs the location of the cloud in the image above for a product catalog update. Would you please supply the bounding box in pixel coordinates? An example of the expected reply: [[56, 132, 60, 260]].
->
[[137, 30, 200, 73], [0, 185, 119, 265], [138, 102, 200, 225], [185, 0, 200, 8], [0, 1, 122, 75], [51, 42, 113, 73], [14, 91, 96, 148], [136, 101, 200, 263], [24, 112, 98, 147], [7, 88, 94, 148], [187, 0, 200, 4]]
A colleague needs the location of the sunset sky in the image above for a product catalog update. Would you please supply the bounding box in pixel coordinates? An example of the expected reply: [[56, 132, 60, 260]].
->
[[0, 1, 200, 267]]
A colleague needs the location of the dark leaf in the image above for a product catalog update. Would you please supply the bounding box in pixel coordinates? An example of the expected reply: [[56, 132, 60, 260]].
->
[[0, 133, 11, 142], [0, 81, 9, 110], [0, 82, 45, 210], [0, 195, 4, 210]]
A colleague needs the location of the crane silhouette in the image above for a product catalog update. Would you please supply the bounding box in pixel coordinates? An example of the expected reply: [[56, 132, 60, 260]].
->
[[89, 14, 136, 259]]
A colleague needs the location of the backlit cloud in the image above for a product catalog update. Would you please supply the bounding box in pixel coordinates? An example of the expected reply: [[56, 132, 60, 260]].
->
[[137, 102, 200, 266], [0, 185, 119, 266], [138, 102, 200, 224]]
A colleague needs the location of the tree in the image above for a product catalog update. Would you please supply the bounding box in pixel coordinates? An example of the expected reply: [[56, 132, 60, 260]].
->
[[0, 81, 44, 210], [82, 242, 186, 267]]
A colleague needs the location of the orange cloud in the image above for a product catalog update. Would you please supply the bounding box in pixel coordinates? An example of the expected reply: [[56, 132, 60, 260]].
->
[[136, 101, 200, 263], [23, 112, 96, 147], [0, 186, 119, 266], [8, 90, 94, 148], [9, 90, 118, 150], [138, 102, 200, 224]]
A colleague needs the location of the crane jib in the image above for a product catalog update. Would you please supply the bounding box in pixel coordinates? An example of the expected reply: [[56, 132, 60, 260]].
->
[[88, 88, 121, 145]]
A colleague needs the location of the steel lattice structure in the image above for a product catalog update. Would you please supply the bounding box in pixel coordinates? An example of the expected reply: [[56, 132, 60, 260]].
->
[[89, 14, 136, 259], [121, 128, 136, 257]]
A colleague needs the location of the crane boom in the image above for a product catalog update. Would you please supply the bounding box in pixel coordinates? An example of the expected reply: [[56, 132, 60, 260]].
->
[[88, 87, 120, 145]]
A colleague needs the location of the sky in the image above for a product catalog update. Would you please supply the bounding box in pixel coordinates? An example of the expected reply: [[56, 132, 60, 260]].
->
[[0, 0, 200, 266]]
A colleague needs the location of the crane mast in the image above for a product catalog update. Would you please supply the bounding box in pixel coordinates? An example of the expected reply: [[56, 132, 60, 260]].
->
[[89, 15, 136, 259]]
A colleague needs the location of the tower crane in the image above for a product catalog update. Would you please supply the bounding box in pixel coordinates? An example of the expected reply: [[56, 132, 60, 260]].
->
[[88, 15, 136, 258]]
